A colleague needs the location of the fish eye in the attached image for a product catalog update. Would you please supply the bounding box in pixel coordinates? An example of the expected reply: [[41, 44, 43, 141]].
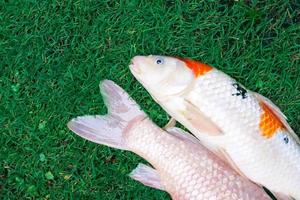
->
[[155, 57, 164, 65], [283, 136, 289, 144]]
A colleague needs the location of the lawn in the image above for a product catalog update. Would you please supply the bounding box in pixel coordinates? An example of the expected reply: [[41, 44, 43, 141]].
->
[[1, 0, 299, 199]]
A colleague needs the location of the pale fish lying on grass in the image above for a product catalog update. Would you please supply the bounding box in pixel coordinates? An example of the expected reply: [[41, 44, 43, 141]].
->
[[68, 80, 271, 200], [129, 55, 300, 200]]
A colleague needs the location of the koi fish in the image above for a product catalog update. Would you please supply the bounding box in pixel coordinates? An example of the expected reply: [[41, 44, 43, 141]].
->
[[129, 55, 300, 200], [68, 80, 271, 200]]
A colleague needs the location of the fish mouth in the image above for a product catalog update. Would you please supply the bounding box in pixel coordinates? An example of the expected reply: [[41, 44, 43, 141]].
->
[[129, 58, 142, 75]]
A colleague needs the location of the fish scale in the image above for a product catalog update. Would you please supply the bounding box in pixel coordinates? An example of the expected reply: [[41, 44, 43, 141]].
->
[[129, 55, 300, 199], [126, 119, 270, 200], [190, 70, 261, 133], [188, 69, 300, 197], [68, 80, 273, 200]]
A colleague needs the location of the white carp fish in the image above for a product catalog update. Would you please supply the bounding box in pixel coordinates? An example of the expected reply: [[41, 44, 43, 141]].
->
[[129, 55, 300, 200], [68, 80, 271, 200]]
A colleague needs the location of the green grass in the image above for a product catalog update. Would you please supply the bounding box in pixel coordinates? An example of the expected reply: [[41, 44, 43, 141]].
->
[[1, 0, 299, 199]]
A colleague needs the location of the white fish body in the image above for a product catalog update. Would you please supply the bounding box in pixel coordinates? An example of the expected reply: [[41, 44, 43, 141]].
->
[[129, 55, 300, 199], [68, 80, 271, 200]]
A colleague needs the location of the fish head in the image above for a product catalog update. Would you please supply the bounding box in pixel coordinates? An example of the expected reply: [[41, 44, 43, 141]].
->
[[129, 55, 201, 98]]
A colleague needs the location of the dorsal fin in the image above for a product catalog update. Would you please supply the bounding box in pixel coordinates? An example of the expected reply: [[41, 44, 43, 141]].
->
[[259, 101, 285, 138], [252, 92, 300, 143]]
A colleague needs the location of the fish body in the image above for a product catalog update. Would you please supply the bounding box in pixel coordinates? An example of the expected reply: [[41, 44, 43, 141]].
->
[[68, 80, 271, 200], [129, 55, 300, 199]]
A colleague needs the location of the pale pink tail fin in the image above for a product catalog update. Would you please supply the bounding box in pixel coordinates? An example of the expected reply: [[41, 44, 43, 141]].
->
[[67, 80, 146, 150]]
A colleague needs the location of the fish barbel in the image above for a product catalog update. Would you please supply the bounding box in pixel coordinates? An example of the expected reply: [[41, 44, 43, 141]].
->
[[68, 80, 271, 200]]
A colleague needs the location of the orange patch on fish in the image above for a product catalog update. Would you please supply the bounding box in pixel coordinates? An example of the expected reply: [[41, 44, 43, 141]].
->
[[259, 102, 285, 138], [179, 58, 213, 77]]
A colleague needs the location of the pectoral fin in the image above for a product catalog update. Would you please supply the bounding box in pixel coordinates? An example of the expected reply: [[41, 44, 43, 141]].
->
[[171, 99, 246, 178], [129, 163, 165, 191], [166, 127, 200, 146], [163, 117, 177, 130], [182, 100, 222, 136]]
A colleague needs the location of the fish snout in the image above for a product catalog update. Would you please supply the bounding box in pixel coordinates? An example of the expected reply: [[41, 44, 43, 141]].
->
[[132, 56, 145, 65], [130, 56, 145, 74]]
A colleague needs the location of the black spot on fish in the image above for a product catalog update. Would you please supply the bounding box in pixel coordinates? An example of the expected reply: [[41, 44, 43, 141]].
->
[[232, 83, 248, 99], [283, 136, 289, 144]]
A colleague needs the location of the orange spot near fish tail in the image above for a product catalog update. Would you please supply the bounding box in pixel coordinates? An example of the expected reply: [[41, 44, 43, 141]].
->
[[178, 58, 213, 77], [259, 102, 285, 138]]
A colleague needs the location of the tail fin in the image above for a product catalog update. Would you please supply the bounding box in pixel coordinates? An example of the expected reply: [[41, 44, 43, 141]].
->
[[67, 80, 146, 150]]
